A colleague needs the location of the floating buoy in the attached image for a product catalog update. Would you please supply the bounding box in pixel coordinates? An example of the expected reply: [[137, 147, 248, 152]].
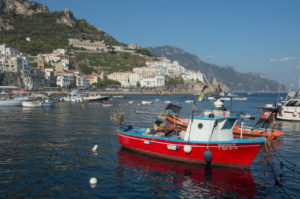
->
[[203, 149, 212, 163], [91, 144, 98, 152], [184, 144, 192, 154], [89, 177, 97, 188]]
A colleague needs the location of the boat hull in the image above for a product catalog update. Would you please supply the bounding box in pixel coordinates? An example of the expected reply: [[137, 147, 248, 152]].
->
[[22, 101, 42, 108], [118, 130, 263, 168], [0, 99, 22, 106]]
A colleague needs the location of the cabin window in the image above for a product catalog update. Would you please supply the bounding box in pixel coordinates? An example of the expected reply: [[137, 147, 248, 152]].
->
[[198, 123, 203, 129], [222, 119, 236, 129], [286, 100, 300, 107]]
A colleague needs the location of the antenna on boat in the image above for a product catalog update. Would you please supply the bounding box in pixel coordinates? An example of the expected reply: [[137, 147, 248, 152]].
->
[[203, 74, 215, 93], [285, 62, 300, 101]]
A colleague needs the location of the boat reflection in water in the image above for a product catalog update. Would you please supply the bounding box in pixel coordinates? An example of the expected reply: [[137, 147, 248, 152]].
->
[[117, 149, 258, 198]]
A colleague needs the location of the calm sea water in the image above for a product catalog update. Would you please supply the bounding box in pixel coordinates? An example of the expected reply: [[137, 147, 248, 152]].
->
[[0, 93, 299, 198]]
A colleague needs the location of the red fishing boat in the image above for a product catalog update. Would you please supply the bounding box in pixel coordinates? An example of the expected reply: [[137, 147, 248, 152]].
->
[[165, 100, 284, 140], [117, 113, 264, 168]]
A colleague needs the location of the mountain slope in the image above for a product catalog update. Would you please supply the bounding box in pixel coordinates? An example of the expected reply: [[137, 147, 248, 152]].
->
[[147, 45, 286, 92], [0, 0, 152, 74], [0, 0, 123, 55]]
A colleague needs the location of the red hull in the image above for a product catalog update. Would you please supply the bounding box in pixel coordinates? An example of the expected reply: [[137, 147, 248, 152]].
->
[[118, 132, 262, 168]]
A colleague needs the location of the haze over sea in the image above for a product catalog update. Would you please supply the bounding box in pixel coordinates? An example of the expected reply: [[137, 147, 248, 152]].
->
[[0, 93, 299, 198]]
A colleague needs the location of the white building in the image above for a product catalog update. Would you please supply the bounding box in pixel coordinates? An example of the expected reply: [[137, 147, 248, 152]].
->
[[107, 72, 140, 87], [139, 75, 165, 88], [181, 70, 204, 83], [0, 44, 19, 57], [56, 75, 75, 88], [145, 58, 185, 78], [76, 76, 90, 89]]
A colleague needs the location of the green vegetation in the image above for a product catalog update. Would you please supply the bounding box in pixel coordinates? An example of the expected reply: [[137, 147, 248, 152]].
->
[[79, 64, 94, 75], [135, 48, 154, 57], [92, 79, 121, 88], [50, 83, 57, 87], [0, 11, 123, 55], [166, 77, 184, 85], [74, 52, 146, 73], [0, 9, 154, 76]]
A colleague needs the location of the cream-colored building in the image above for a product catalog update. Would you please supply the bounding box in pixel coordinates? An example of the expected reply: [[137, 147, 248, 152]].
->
[[0, 56, 22, 73], [107, 71, 140, 87]]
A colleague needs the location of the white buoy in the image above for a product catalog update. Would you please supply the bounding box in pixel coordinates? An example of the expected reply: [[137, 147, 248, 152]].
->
[[90, 177, 97, 188], [90, 177, 97, 185], [92, 144, 98, 152], [184, 145, 192, 153]]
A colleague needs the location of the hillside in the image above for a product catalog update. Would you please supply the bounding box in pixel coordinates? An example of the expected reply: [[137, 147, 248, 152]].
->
[[0, 0, 155, 75], [147, 45, 286, 92], [0, 0, 123, 55]]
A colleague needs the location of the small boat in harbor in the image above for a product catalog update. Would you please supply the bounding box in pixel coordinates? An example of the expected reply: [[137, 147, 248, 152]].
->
[[117, 113, 264, 168], [63, 89, 86, 102], [233, 96, 247, 101], [142, 100, 152, 105], [42, 97, 56, 107], [0, 90, 30, 106], [22, 100, 42, 108], [84, 93, 108, 102], [102, 100, 113, 107], [185, 100, 194, 103]]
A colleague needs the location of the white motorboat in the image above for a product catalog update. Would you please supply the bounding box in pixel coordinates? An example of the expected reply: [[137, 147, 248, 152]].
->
[[22, 100, 42, 108], [83, 93, 108, 102], [277, 98, 300, 121], [141, 100, 152, 105], [63, 90, 86, 102], [0, 90, 30, 106], [185, 100, 194, 103]]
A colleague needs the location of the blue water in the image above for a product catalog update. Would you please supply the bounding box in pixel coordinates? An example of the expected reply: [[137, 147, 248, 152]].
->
[[0, 93, 299, 198]]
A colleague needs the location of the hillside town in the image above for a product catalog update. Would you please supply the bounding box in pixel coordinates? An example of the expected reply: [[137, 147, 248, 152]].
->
[[0, 43, 205, 91]]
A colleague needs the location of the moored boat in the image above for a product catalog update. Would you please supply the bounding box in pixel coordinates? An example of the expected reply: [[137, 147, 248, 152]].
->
[[102, 100, 113, 107], [142, 100, 152, 105], [117, 114, 265, 168], [0, 90, 30, 106], [84, 93, 108, 102], [276, 98, 300, 121], [22, 100, 42, 108], [42, 97, 56, 107]]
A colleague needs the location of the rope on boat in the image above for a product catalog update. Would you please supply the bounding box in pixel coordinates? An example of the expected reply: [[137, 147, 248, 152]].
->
[[264, 141, 294, 199], [269, 144, 300, 176], [264, 141, 280, 185]]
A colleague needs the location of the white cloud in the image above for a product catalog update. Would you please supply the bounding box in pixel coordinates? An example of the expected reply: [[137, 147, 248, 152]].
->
[[204, 55, 216, 59], [269, 56, 297, 62]]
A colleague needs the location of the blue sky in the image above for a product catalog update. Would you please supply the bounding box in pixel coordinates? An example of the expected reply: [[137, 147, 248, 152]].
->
[[35, 0, 300, 87]]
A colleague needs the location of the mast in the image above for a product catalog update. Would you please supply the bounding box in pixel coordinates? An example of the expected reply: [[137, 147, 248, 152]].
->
[[285, 62, 300, 101]]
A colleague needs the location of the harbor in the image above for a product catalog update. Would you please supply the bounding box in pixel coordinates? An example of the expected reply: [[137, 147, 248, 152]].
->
[[0, 93, 299, 198]]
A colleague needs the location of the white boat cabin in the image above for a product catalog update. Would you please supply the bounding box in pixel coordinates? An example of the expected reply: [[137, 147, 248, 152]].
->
[[184, 116, 239, 142]]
